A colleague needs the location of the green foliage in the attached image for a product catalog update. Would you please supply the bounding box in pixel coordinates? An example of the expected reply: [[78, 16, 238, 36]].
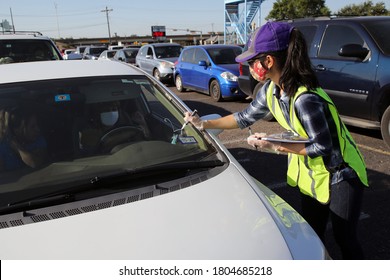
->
[[266, 0, 331, 21], [265, 0, 389, 21], [336, 1, 389, 16]]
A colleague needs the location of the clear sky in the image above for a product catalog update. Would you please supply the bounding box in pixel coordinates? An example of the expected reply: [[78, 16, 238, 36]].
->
[[0, 0, 388, 39]]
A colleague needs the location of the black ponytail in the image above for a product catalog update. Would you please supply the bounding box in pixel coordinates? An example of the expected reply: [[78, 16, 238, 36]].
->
[[277, 28, 319, 96]]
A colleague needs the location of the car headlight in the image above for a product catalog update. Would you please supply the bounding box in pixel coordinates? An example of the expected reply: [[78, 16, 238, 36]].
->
[[221, 71, 238, 82], [160, 61, 174, 68]]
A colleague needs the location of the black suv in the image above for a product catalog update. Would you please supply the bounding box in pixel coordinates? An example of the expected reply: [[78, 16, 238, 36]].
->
[[238, 16, 390, 148]]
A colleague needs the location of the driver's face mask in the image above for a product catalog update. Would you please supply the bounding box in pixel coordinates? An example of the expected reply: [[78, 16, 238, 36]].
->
[[100, 111, 119, 126]]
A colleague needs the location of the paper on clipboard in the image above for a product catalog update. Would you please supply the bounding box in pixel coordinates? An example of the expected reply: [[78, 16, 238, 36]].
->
[[261, 131, 311, 143]]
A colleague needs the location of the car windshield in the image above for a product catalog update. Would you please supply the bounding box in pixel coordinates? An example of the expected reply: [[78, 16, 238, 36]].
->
[[107, 51, 116, 58], [0, 39, 61, 63], [206, 47, 242, 64], [362, 20, 390, 55], [89, 47, 107, 55], [124, 49, 138, 58], [0, 75, 222, 209], [154, 46, 183, 58]]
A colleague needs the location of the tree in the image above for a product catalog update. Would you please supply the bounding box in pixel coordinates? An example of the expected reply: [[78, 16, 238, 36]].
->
[[266, 0, 331, 21], [336, 1, 389, 16]]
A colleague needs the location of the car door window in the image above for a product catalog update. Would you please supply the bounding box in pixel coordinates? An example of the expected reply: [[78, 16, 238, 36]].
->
[[296, 25, 317, 49], [147, 47, 153, 57], [194, 49, 208, 64], [318, 25, 365, 59]]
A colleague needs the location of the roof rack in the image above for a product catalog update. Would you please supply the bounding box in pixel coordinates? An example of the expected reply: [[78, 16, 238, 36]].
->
[[1, 31, 43, 36], [286, 16, 331, 23]]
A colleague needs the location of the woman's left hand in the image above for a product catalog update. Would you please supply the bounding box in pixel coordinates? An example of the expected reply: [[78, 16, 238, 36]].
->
[[247, 133, 281, 153]]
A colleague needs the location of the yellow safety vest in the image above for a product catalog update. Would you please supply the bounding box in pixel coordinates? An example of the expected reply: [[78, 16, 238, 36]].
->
[[266, 82, 368, 204]]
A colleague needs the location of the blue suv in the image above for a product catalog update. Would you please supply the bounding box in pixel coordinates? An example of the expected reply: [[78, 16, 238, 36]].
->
[[238, 16, 390, 148], [174, 44, 246, 101]]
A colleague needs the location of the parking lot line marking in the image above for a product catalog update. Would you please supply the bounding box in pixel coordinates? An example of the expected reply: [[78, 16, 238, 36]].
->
[[357, 144, 390, 156]]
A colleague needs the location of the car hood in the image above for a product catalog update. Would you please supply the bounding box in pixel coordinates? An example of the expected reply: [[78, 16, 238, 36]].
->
[[213, 63, 239, 75], [158, 57, 178, 64], [0, 163, 321, 260]]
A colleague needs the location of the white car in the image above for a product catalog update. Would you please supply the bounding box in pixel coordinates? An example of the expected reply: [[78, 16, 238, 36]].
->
[[0, 31, 63, 63], [98, 49, 117, 60], [0, 60, 328, 259]]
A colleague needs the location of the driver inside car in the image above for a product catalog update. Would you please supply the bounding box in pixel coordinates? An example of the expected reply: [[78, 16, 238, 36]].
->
[[78, 101, 150, 154]]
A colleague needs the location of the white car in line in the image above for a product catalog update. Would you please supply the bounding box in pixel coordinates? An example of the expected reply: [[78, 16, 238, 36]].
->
[[0, 60, 328, 259]]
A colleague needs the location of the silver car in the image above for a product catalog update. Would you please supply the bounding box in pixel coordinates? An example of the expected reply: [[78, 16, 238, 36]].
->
[[136, 43, 183, 83], [0, 60, 328, 259]]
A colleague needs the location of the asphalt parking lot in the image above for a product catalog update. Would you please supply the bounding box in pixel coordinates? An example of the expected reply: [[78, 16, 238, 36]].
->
[[169, 86, 390, 260]]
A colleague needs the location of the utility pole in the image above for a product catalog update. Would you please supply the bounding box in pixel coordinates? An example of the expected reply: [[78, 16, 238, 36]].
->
[[10, 7, 15, 33], [54, 2, 60, 38], [101, 6, 113, 44]]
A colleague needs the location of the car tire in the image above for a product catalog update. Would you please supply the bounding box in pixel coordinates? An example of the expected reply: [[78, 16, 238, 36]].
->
[[175, 75, 186, 92], [381, 105, 390, 148], [153, 69, 161, 81], [210, 80, 222, 102], [252, 82, 274, 121]]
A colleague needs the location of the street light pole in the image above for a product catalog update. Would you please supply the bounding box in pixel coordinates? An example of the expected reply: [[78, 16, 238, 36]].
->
[[101, 6, 113, 44]]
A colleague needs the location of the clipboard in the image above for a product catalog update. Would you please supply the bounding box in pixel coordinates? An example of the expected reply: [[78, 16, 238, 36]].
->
[[261, 131, 311, 143]]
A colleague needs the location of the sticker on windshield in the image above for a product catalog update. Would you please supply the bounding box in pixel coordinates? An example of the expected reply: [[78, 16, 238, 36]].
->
[[121, 79, 135, 84], [178, 136, 197, 144], [55, 94, 71, 102], [134, 79, 150, 85]]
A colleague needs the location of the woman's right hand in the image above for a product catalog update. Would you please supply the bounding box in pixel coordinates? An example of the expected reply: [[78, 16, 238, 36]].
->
[[184, 112, 204, 130]]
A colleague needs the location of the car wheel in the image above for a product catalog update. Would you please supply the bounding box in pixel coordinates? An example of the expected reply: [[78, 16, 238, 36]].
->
[[153, 69, 161, 81], [175, 75, 185, 92], [252, 82, 274, 121], [381, 105, 390, 148], [209, 80, 222, 102]]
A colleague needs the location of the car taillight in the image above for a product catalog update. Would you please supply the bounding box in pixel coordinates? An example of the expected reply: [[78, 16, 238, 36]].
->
[[239, 63, 243, 76]]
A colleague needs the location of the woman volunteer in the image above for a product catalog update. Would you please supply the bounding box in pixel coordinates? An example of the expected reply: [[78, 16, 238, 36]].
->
[[184, 21, 369, 259]]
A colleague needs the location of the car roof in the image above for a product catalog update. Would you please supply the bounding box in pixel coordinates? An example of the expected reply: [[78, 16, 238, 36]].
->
[[185, 44, 241, 50], [0, 34, 53, 40], [144, 43, 182, 47], [0, 60, 143, 84], [289, 16, 390, 24]]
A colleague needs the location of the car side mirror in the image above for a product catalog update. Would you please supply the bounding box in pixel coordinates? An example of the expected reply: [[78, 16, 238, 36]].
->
[[200, 114, 223, 136], [199, 60, 209, 69], [338, 44, 369, 60]]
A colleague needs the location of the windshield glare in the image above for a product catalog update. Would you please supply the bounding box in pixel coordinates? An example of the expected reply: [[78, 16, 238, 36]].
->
[[0, 75, 219, 207]]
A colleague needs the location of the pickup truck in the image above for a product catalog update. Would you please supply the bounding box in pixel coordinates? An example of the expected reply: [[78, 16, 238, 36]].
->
[[238, 16, 390, 148]]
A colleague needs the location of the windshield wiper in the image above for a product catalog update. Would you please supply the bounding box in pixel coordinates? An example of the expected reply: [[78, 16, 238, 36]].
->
[[0, 194, 75, 215], [0, 160, 225, 215]]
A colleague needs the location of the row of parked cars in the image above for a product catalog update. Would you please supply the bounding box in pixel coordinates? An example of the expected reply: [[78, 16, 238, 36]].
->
[[62, 44, 141, 64], [0, 30, 328, 259], [134, 43, 247, 102]]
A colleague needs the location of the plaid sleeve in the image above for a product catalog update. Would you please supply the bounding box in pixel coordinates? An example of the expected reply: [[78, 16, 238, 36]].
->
[[233, 81, 271, 129]]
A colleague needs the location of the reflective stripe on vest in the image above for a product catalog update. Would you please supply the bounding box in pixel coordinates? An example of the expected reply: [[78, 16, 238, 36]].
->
[[266, 82, 368, 204]]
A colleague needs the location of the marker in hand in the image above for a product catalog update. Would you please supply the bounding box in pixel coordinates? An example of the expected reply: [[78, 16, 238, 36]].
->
[[181, 109, 198, 130], [248, 127, 258, 150]]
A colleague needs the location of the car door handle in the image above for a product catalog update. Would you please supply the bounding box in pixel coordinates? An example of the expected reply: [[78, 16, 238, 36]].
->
[[315, 64, 326, 71]]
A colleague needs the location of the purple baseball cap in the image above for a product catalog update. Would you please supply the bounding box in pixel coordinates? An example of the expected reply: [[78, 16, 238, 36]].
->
[[236, 22, 294, 63]]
